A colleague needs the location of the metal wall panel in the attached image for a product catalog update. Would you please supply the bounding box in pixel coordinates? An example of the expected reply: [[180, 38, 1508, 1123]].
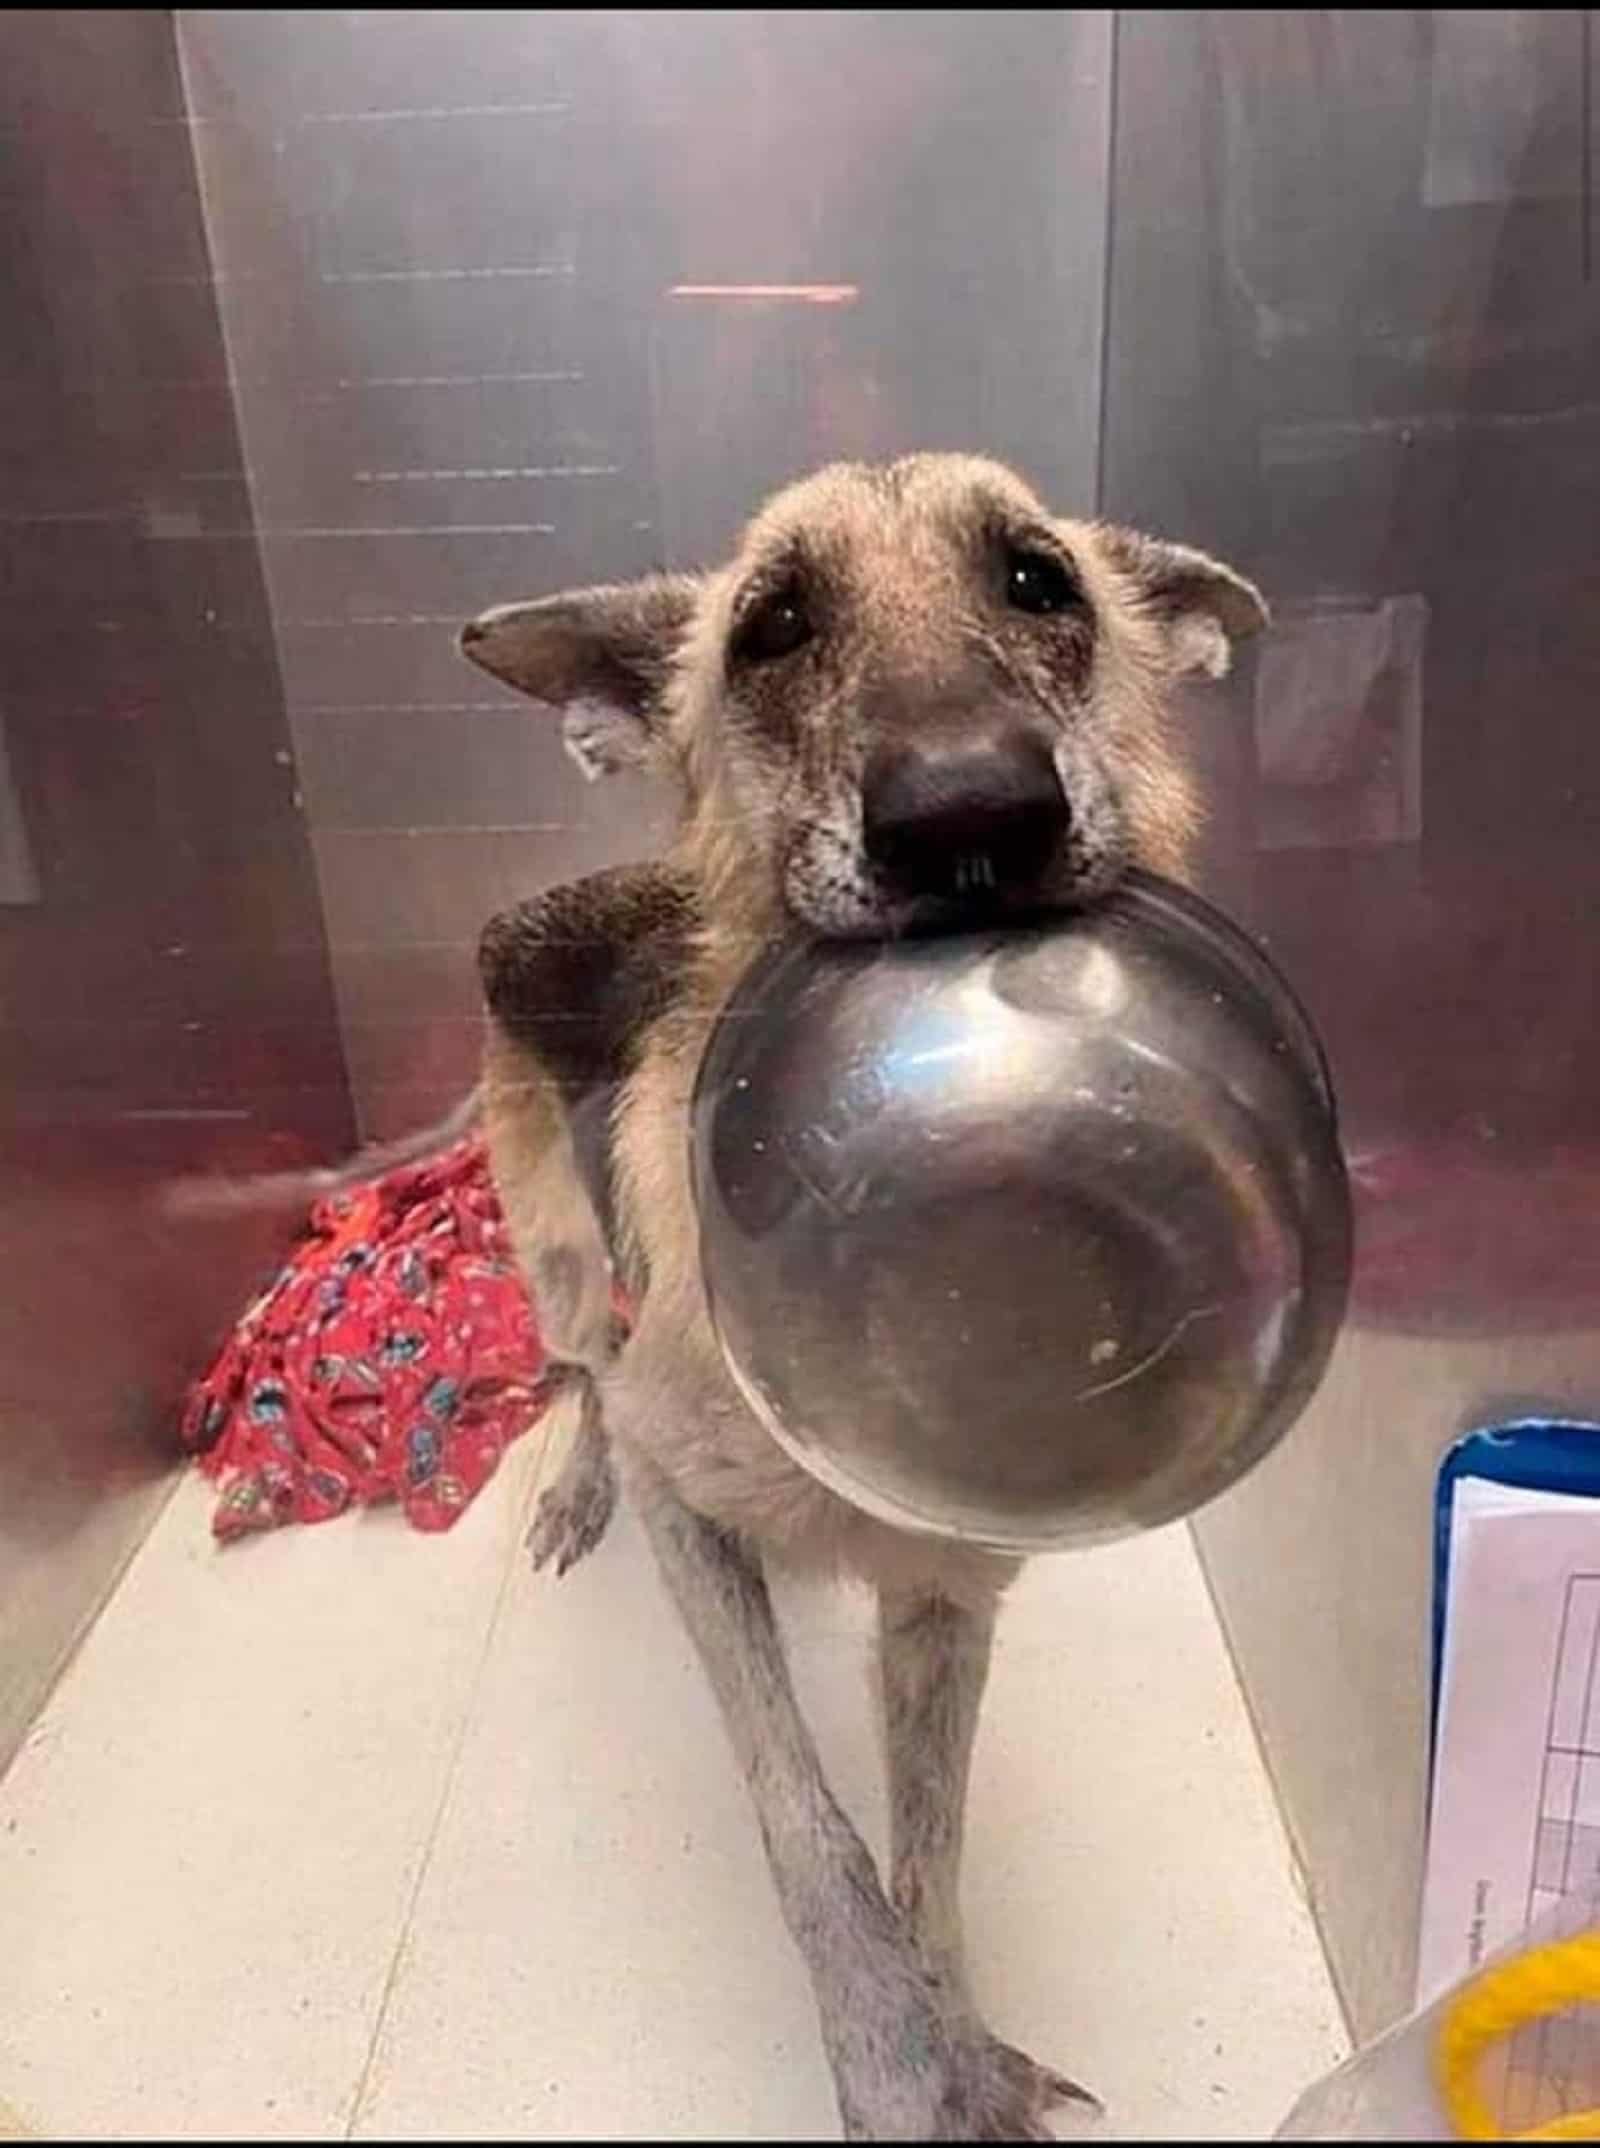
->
[[179, 8, 1114, 1134], [0, 12, 353, 1771], [1103, 8, 1600, 2036]]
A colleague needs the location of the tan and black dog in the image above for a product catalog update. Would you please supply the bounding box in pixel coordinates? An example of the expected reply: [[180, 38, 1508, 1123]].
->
[[456, 454, 1266, 2140]]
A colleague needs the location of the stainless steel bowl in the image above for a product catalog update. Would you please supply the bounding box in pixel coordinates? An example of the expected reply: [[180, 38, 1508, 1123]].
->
[[691, 871, 1351, 1552]]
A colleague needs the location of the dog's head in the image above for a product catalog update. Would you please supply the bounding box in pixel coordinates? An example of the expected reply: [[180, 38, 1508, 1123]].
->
[[461, 454, 1265, 938]]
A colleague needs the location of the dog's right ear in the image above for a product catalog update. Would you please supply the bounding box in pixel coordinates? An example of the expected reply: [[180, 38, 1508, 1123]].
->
[[459, 574, 701, 779], [1094, 526, 1268, 681]]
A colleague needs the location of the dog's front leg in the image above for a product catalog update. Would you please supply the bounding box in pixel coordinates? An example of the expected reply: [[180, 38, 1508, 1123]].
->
[[623, 1451, 1091, 2139], [879, 1584, 1096, 2132], [878, 1585, 1000, 2011], [623, 1452, 956, 2138]]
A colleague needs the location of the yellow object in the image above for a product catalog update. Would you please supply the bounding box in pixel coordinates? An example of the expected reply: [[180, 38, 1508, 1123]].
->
[[1435, 1932, 1600, 2140]]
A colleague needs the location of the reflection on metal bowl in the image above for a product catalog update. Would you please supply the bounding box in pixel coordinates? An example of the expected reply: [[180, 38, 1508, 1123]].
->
[[692, 871, 1352, 1553]]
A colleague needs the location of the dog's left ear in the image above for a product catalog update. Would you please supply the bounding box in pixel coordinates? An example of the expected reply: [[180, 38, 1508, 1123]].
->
[[459, 573, 701, 778], [1097, 526, 1269, 680]]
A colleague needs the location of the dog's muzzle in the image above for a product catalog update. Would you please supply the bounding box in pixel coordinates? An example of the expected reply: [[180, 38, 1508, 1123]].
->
[[861, 724, 1069, 904]]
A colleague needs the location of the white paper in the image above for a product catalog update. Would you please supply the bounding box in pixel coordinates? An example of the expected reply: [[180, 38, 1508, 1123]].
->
[[1418, 1475, 1600, 2127]]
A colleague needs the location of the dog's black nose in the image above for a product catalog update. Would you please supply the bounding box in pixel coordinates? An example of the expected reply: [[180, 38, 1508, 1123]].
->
[[862, 727, 1069, 900]]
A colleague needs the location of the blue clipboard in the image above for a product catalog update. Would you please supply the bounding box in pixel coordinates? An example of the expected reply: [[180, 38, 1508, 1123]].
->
[[1431, 1420, 1600, 1760]]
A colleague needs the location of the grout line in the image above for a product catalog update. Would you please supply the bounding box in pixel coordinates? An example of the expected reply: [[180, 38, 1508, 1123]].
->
[[261, 523, 558, 537], [302, 102, 570, 124], [284, 614, 469, 629], [321, 264, 573, 286], [1187, 1520, 1356, 2047], [342, 1427, 560, 2137], [313, 823, 576, 836], [339, 370, 582, 388], [295, 700, 519, 713], [353, 464, 619, 482]]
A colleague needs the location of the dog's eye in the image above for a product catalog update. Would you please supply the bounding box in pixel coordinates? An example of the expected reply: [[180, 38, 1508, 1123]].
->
[[1005, 545, 1080, 617], [731, 581, 814, 665]]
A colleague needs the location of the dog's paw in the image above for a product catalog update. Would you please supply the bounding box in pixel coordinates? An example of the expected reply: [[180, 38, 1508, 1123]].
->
[[525, 1449, 617, 1576], [833, 1985, 1097, 2142], [935, 2030, 1099, 2141]]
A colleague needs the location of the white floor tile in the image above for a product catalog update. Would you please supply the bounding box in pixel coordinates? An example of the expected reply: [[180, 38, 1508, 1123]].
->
[[967, 1535, 1349, 2138], [355, 1510, 1346, 2141], [0, 1453, 1344, 2142], [0, 1452, 541, 2142]]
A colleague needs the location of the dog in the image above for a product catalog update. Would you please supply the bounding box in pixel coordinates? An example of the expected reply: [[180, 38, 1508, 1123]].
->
[[455, 454, 1267, 2141], [173, 453, 1265, 2136]]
